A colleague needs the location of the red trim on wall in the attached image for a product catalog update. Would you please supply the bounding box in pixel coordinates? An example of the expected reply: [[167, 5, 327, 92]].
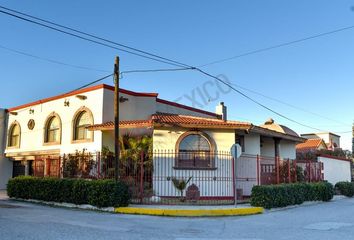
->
[[156, 98, 220, 118], [160, 196, 234, 201], [318, 154, 351, 162], [8, 84, 158, 112], [8, 83, 218, 119]]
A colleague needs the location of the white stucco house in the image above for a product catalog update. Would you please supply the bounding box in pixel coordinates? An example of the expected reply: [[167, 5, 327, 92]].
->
[[2, 84, 304, 199], [297, 132, 351, 185]]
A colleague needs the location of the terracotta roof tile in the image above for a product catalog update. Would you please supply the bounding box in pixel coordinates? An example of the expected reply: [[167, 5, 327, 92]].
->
[[296, 139, 325, 151], [151, 113, 250, 128], [87, 119, 152, 130], [88, 113, 251, 130]]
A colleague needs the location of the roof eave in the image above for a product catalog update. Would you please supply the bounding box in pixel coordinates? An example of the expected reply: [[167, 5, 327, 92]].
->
[[251, 126, 305, 143]]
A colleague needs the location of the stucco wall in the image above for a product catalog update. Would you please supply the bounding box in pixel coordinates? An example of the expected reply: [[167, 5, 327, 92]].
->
[[318, 156, 351, 185], [156, 102, 217, 118], [279, 140, 296, 159], [0, 109, 12, 189], [243, 134, 261, 155], [236, 154, 257, 196], [5, 88, 105, 157], [102, 89, 157, 122], [153, 128, 235, 151], [152, 127, 235, 198], [260, 137, 275, 157]]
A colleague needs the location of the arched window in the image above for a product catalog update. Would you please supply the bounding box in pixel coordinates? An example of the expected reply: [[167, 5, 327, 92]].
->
[[176, 131, 214, 169], [45, 115, 61, 143], [73, 109, 93, 141], [8, 123, 20, 147]]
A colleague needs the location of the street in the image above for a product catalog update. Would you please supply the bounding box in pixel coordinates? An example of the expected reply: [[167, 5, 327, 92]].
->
[[1, 197, 354, 240]]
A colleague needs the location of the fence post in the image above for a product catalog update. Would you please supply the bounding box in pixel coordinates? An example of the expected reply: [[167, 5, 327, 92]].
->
[[287, 159, 291, 183], [276, 156, 280, 184], [256, 154, 260, 185], [294, 160, 297, 182], [34, 159, 37, 177], [139, 151, 145, 204], [97, 152, 101, 179], [308, 160, 311, 183], [232, 156, 237, 206], [58, 156, 61, 178]]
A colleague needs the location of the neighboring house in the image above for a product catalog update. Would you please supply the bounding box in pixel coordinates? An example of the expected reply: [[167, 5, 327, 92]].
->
[[301, 132, 341, 150], [296, 132, 351, 185], [4, 84, 303, 198], [296, 138, 328, 152], [0, 109, 12, 189]]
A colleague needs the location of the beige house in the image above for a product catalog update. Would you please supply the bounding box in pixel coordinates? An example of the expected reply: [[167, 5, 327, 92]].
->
[[3, 84, 303, 198]]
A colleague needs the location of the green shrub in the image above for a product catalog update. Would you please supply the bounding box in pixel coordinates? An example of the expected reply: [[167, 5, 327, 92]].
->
[[335, 181, 354, 197], [251, 182, 334, 209], [7, 176, 131, 208], [88, 179, 130, 208]]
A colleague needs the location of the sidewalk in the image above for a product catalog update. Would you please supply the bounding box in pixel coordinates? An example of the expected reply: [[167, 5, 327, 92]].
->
[[0, 190, 8, 200]]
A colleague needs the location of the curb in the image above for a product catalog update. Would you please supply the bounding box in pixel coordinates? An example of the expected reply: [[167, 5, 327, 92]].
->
[[115, 206, 264, 217]]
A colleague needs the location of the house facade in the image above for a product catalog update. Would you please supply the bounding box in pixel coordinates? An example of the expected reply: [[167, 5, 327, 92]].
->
[[296, 132, 351, 185], [3, 84, 304, 199], [301, 132, 341, 150], [0, 108, 12, 189]]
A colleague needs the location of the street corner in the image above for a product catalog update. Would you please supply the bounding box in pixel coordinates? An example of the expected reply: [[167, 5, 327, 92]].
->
[[114, 206, 264, 217]]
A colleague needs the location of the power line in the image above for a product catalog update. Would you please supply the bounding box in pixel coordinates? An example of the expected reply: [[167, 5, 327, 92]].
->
[[6, 73, 114, 114], [70, 73, 113, 92], [0, 5, 348, 133], [229, 82, 351, 127], [120, 67, 194, 78], [0, 5, 191, 69], [0, 43, 110, 73], [198, 25, 354, 67], [0, 8, 187, 68], [196, 68, 327, 132]]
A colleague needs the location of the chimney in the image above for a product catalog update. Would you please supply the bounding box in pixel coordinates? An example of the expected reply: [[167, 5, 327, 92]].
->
[[216, 102, 227, 121]]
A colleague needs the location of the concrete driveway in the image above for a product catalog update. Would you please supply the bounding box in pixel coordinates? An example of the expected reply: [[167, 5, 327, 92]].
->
[[1, 196, 354, 240]]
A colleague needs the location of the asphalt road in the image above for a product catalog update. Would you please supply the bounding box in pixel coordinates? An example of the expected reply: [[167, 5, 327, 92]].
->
[[1, 197, 354, 240]]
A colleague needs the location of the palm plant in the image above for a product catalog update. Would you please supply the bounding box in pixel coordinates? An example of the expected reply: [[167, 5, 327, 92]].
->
[[171, 176, 192, 201]]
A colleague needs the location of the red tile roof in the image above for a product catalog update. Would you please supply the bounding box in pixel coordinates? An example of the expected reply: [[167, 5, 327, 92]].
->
[[296, 139, 326, 151], [152, 113, 250, 129], [88, 113, 251, 130], [87, 119, 152, 130]]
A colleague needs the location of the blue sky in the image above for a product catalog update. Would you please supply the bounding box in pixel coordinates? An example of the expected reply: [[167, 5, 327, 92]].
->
[[1, 0, 354, 149]]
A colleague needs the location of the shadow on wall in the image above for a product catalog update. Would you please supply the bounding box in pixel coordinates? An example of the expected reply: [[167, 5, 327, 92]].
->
[[0, 109, 13, 190]]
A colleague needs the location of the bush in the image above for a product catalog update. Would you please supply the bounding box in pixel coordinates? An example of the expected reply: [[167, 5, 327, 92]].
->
[[7, 176, 131, 208], [335, 181, 354, 197], [88, 180, 131, 208], [251, 182, 334, 209]]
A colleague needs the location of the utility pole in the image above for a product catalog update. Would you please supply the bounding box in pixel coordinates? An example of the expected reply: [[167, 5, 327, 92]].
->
[[114, 56, 120, 182]]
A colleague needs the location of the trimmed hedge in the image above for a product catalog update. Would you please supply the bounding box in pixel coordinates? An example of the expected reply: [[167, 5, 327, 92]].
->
[[251, 182, 334, 209], [335, 181, 354, 197], [7, 176, 131, 208]]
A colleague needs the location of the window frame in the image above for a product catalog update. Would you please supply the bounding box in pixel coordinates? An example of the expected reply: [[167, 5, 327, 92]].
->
[[7, 122, 21, 148], [72, 107, 94, 143], [44, 113, 62, 145], [174, 131, 216, 170]]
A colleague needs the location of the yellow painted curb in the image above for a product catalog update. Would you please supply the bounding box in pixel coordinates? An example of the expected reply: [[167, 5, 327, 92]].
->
[[115, 207, 264, 217]]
